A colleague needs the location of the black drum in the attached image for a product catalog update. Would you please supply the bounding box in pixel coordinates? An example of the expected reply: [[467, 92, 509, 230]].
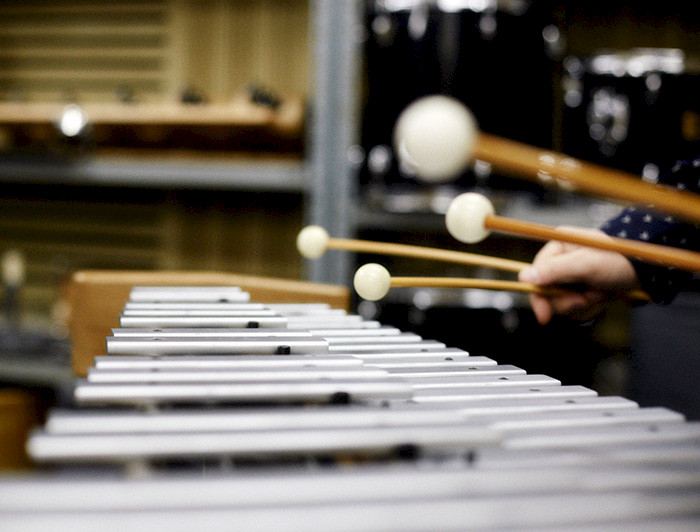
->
[[359, 0, 561, 207], [562, 48, 700, 177]]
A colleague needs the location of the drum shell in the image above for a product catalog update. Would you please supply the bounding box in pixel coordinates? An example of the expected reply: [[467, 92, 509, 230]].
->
[[360, 1, 559, 195], [562, 51, 700, 175]]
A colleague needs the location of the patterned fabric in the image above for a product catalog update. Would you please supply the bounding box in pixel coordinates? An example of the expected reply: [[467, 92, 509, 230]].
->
[[600, 158, 700, 303]]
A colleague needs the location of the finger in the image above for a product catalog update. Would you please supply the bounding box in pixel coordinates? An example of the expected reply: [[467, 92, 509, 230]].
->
[[529, 285, 606, 325], [532, 249, 611, 287], [550, 290, 607, 320], [532, 240, 567, 262], [522, 240, 584, 285], [529, 293, 553, 325]]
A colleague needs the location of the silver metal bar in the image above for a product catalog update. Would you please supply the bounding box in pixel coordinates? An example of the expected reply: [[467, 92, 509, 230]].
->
[[109, 329, 420, 345], [111, 327, 316, 337], [307, 326, 402, 336], [437, 395, 640, 416], [265, 307, 348, 317], [43, 406, 469, 435], [0, 460, 700, 531], [359, 353, 494, 366], [27, 409, 689, 469], [290, 318, 384, 329], [110, 326, 397, 338], [503, 421, 700, 451], [320, 333, 423, 344], [327, 340, 446, 352], [105, 336, 330, 356], [389, 374, 561, 389], [121, 308, 348, 318], [128, 286, 249, 302], [368, 358, 484, 367], [262, 303, 335, 312], [411, 385, 598, 403], [90, 354, 503, 373], [86, 367, 389, 384], [73, 379, 414, 406], [43, 406, 680, 438], [3, 486, 700, 531], [123, 303, 336, 313], [123, 302, 268, 310], [285, 315, 365, 325], [296, 319, 385, 329], [118, 315, 378, 329], [599, 440, 700, 467], [488, 406, 683, 432], [86, 368, 549, 387], [326, 347, 477, 361], [1, 461, 699, 519], [27, 424, 497, 464], [118, 315, 289, 328], [120, 309, 281, 316], [477, 440, 700, 470], [384, 364, 525, 377], [93, 355, 365, 370], [93, 352, 495, 369]]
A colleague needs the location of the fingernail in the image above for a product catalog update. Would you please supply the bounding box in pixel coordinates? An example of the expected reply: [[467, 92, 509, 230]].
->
[[519, 266, 540, 284]]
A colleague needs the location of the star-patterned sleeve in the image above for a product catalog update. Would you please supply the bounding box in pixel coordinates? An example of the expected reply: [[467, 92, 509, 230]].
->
[[600, 158, 700, 304]]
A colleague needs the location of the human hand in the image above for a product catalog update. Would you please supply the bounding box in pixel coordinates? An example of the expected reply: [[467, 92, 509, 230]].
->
[[518, 227, 640, 325]]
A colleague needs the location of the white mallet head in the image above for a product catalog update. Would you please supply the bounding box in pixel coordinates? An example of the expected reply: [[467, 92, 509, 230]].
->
[[445, 192, 495, 244], [353, 263, 391, 301], [296, 225, 329, 259], [393, 95, 478, 183]]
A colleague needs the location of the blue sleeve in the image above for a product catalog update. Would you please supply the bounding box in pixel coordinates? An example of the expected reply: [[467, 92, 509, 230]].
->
[[600, 158, 700, 304]]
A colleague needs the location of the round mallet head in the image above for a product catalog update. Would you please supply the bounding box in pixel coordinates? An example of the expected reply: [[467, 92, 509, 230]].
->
[[445, 192, 495, 244], [296, 225, 329, 259], [353, 263, 391, 301], [393, 95, 478, 183]]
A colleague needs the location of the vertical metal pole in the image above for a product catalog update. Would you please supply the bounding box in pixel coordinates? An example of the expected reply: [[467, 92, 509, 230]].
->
[[306, 0, 362, 285]]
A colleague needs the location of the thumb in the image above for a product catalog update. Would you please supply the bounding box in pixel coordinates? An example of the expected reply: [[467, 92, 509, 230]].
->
[[518, 266, 541, 285], [527, 250, 604, 287]]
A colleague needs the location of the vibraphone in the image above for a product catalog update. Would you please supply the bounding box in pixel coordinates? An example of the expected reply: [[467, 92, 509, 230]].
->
[[2, 285, 700, 531]]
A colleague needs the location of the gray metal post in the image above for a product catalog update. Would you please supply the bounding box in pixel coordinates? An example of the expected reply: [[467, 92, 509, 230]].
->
[[306, 0, 362, 286]]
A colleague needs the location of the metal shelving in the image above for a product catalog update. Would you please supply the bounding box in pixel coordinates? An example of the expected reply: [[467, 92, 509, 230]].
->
[[0, 154, 306, 192]]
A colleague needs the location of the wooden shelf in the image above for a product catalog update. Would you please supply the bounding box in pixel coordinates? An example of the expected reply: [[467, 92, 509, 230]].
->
[[0, 98, 304, 135]]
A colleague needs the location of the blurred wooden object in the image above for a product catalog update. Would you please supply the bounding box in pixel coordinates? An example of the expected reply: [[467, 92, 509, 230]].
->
[[0, 389, 43, 471], [0, 98, 304, 137], [0, 99, 304, 153], [0, 1, 310, 105], [66, 270, 350, 378]]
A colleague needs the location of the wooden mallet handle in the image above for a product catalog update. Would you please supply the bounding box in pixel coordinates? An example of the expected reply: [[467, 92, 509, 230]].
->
[[297, 225, 528, 272], [353, 263, 649, 302], [486, 215, 700, 273], [390, 276, 649, 301], [327, 237, 527, 272], [446, 193, 700, 273], [475, 133, 700, 225]]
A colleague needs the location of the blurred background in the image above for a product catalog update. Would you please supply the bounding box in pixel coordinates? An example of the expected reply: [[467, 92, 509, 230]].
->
[[1, 1, 699, 465]]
